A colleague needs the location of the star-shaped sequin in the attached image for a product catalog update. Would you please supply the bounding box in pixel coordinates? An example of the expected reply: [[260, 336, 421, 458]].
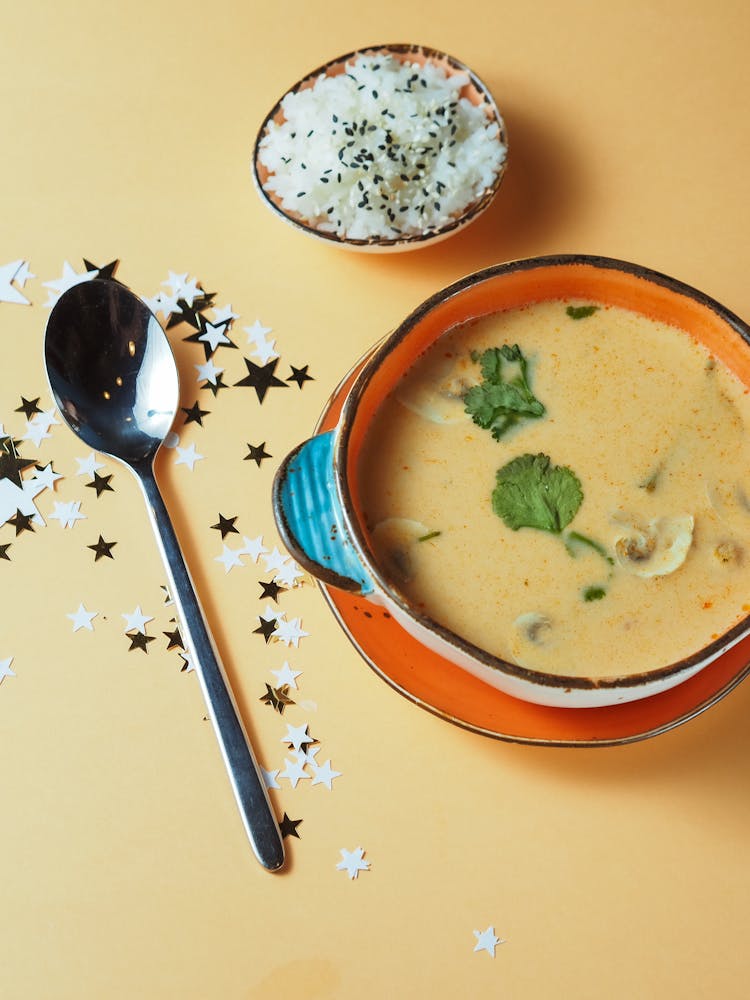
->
[[0, 436, 35, 487], [15, 397, 41, 419], [127, 631, 156, 653], [163, 625, 184, 651], [88, 535, 117, 561], [7, 509, 35, 535], [287, 365, 314, 388], [85, 471, 114, 497], [200, 372, 230, 396], [253, 615, 277, 643], [181, 401, 210, 426], [244, 442, 271, 467], [211, 513, 239, 539], [279, 813, 303, 839], [259, 579, 285, 602], [83, 257, 119, 280], [259, 683, 295, 714], [234, 358, 288, 403]]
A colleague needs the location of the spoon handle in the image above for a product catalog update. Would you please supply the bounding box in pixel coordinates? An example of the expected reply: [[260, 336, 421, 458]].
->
[[137, 466, 284, 871]]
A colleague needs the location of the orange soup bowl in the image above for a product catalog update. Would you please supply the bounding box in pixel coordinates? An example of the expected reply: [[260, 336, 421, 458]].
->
[[273, 255, 750, 708]]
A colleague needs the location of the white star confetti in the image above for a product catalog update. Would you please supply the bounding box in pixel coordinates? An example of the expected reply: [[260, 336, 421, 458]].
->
[[309, 759, 341, 790], [214, 544, 246, 573], [0, 259, 32, 305], [244, 319, 272, 344], [250, 335, 278, 365], [273, 560, 305, 588], [175, 443, 204, 471], [0, 478, 46, 527], [194, 358, 223, 385], [162, 271, 201, 306], [281, 721, 313, 752], [67, 603, 97, 632], [238, 535, 269, 563], [261, 767, 281, 790], [42, 261, 98, 307], [75, 452, 105, 477], [0, 656, 16, 683], [279, 756, 310, 789], [262, 546, 291, 575], [336, 847, 370, 880], [20, 419, 52, 448], [271, 661, 302, 689], [29, 464, 62, 491], [473, 926, 505, 957], [212, 303, 239, 325], [273, 616, 310, 648], [121, 606, 154, 634], [49, 500, 86, 528], [291, 744, 320, 765], [144, 290, 181, 317], [198, 322, 231, 352]]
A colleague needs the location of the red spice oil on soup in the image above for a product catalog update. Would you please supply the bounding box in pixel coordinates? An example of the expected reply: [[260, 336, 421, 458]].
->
[[357, 300, 750, 679]]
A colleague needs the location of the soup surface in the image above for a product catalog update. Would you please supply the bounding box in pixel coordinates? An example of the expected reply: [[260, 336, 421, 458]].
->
[[358, 300, 750, 679]]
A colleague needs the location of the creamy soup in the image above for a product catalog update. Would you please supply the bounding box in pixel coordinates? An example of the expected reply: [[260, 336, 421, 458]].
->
[[358, 300, 750, 679]]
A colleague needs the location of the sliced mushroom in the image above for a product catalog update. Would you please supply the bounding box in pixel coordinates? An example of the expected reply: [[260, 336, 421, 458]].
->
[[714, 540, 743, 565], [707, 482, 750, 528], [614, 515, 694, 577], [514, 612, 553, 646], [370, 517, 432, 584], [396, 353, 475, 424]]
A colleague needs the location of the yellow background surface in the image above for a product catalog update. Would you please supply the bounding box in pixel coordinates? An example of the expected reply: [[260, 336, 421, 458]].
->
[[2, 1, 750, 997]]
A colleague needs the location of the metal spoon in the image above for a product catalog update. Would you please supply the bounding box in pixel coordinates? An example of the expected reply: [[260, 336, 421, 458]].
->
[[44, 277, 284, 871]]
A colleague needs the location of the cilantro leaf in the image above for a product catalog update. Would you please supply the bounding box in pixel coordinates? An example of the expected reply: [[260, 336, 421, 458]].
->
[[583, 585, 607, 601], [492, 453, 583, 533], [464, 345, 546, 440], [566, 304, 599, 320]]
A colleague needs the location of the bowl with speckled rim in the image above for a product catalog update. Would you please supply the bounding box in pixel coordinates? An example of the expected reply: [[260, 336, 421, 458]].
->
[[252, 43, 508, 252], [273, 255, 750, 708]]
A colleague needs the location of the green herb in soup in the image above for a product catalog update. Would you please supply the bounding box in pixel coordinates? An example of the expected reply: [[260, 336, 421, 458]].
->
[[566, 304, 599, 320], [359, 300, 750, 679], [492, 453, 583, 534], [463, 344, 545, 440], [583, 585, 607, 602]]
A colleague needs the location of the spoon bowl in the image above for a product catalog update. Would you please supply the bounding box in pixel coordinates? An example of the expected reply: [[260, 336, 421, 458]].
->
[[44, 278, 178, 463], [45, 278, 284, 871]]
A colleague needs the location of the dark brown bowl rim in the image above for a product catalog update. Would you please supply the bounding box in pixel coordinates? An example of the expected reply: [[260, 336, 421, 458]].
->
[[251, 42, 508, 249], [335, 253, 750, 692]]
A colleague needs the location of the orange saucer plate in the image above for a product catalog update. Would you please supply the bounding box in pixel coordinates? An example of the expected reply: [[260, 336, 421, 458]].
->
[[315, 356, 750, 747]]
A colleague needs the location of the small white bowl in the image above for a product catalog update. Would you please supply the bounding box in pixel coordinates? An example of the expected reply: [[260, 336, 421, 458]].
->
[[252, 43, 508, 252]]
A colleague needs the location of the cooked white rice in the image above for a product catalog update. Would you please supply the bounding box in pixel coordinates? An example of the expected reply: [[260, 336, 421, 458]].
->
[[258, 53, 507, 241]]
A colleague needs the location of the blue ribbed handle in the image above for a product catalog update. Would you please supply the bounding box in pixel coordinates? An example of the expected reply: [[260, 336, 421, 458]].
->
[[273, 430, 373, 595]]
